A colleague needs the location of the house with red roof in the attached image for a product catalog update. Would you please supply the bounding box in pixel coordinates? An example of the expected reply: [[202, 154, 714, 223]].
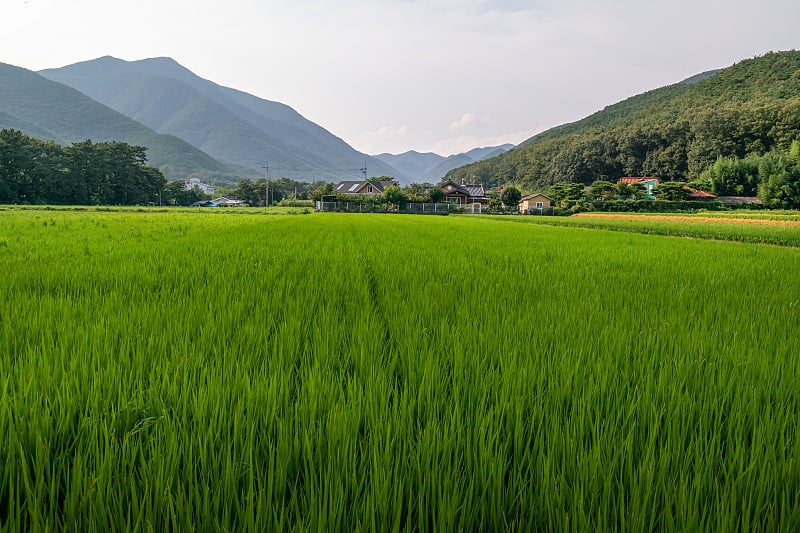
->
[[618, 177, 660, 199], [687, 189, 717, 200]]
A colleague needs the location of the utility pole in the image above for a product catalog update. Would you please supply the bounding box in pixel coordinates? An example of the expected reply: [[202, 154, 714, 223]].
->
[[360, 163, 367, 181], [266, 163, 270, 207]]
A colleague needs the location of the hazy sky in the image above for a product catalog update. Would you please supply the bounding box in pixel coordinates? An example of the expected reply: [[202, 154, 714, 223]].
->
[[3, 0, 800, 155]]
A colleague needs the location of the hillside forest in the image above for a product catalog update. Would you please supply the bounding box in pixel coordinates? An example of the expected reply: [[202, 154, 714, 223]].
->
[[446, 51, 800, 204]]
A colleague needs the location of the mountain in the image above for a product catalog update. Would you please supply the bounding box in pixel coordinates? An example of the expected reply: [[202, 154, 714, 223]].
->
[[446, 51, 800, 191], [374, 144, 514, 182], [0, 62, 244, 181], [40, 56, 406, 183], [423, 154, 475, 182], [372, 151, 444, 181], [463, 145, 515, 161]]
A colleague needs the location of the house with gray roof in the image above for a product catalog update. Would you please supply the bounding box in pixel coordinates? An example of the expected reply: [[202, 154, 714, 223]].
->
[[335, 180, 397, 196], [438, 179, 488, 204]]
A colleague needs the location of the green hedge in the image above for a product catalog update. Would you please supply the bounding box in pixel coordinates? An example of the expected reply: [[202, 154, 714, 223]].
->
[[576, 200, 764, 213]]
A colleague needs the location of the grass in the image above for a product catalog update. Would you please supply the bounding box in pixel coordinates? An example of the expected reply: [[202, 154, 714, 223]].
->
[[486, 211, 800, 247], [1, 209, 800, 530]]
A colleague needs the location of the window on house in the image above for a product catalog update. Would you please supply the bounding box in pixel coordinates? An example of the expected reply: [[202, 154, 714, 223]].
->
[[368, 185, 373, 193]]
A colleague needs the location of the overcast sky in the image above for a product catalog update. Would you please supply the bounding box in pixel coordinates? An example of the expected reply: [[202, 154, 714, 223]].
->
[[3, 0, 800, 155]]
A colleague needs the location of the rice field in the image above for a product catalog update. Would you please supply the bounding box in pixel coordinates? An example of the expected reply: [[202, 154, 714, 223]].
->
[[491, 211, 800, 247], [1, 208, 800, 530]]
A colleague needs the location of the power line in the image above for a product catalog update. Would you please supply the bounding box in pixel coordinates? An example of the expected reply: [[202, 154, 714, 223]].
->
[[261, 163, 269, 207]]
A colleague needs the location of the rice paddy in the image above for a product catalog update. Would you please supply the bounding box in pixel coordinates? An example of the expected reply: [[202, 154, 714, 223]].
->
[[491, 211, 800, 247], [1, 208, 799, 530]]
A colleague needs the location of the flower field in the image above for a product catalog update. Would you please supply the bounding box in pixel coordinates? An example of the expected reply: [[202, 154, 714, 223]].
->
[[1, 208, 799, 530]]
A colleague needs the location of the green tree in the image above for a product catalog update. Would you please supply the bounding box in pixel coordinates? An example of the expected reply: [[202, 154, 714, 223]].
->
[[588, 180, 615, 201], [486, 197, 503, 211], [654, 182, 691, 201], [427, 187, 445, 203], [548, 183, 585, 206], [700, 155, 759, 196], [381, 185, 408, 207], [687, 176, 713, 192], [234, 179, 260, 206], [757, 152, 800, 208], [0, 129, 63, 204], [500, 185, 522, 208], [310, 182, 335, 201], [403, 183, 427, 202], [161, 181, 208, 206], [614, 182, 647, 200]]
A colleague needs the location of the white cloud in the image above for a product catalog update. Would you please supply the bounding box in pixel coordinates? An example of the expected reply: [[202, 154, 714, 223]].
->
[[431, 128, 542, 157], [449, 113, 486, 131], [352, 125, 410, 154], [4, 0, 800, 157]]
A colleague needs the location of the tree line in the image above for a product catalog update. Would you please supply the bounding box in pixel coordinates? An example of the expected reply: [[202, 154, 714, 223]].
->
[[698, 141, 800, 208], [0, 130, 165, 205]]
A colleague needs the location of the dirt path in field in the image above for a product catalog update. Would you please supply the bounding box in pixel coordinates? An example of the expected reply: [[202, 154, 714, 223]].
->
[[574, 213, 800, 227]]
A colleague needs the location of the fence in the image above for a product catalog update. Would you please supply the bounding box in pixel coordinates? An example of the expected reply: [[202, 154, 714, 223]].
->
[[315, 202, 560, 216], [316, 202, 454, 214], [521, 206, 556, 216]]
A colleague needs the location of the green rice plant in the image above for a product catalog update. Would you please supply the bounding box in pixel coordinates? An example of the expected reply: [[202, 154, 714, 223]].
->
[[1, 210, 799, 530], [487, 212, 800, 247]]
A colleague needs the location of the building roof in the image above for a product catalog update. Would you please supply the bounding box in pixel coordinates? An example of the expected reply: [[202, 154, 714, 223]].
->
[[688, 189, 717, 198], [520, 193, 552, 201], [439, 180, 487, 199], [718, 196, 763, 205], [210, 196, 248, 206], [336, 181, 365, 193], [462, 184, 486, 198], [371, 180, 397, 193], [619, 177, 660, 184], [335, 179, 396, 194]]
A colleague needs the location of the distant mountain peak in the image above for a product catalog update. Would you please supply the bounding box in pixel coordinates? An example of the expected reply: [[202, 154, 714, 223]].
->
[[0, 61, 234, 180], [39, 56, 407, 182], [373, 144, 514, 182]]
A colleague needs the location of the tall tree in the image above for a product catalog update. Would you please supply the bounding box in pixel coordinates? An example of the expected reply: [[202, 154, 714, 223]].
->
[[500, 185, 522, 207]]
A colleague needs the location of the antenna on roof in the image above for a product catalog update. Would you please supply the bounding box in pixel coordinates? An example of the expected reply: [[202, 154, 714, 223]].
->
[[361, 163, 367, 181]]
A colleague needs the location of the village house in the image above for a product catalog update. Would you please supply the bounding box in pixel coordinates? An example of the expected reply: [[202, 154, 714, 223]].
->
[[717, 196, 763, 205], [519, 193, 553, 214], [687, 189, 717, 200], [335, 179, 397, 196], [192, 196, 249, 207], [438, 179, 488, 205], [618, 177, 660, 199], [185, 177, 216, 194]]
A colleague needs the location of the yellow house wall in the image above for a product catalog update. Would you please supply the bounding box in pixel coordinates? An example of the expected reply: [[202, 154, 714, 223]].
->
[[520, 195, 551, 212]]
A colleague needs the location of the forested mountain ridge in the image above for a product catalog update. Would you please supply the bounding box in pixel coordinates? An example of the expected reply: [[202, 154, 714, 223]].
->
[[0, 62, 242, 181], [446, 51, 800, 191], [40, 57, 406, 182], [373, 144, 514, 182]]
